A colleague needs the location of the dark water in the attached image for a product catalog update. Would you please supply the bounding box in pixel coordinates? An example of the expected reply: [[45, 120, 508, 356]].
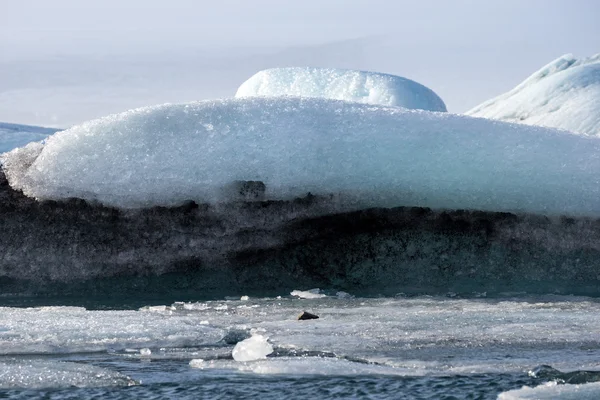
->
[[0, 354, 536, 400]]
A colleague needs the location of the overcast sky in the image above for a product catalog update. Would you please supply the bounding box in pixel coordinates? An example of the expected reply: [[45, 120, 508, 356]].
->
[[1, 0, 599, 120], [3, 0, 599, 51]]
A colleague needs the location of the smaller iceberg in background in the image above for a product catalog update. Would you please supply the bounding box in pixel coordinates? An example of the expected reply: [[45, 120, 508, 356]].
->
[[467, 53, 600, 136], [235, 67, 447, 112], [0, 122, 60, 154]]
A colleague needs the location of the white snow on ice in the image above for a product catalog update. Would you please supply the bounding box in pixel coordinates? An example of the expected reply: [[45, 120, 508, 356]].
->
[[498, 381, 600, 400], [235, 67, 447, 112], [0, 360, 136, 389], [0, 306, 224, 355], [467, 54, 600, 136], [3, 97, 600, 216]]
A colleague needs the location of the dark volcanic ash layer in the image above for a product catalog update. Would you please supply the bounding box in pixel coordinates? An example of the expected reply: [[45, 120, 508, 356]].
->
[[1, 167, 600, 299]]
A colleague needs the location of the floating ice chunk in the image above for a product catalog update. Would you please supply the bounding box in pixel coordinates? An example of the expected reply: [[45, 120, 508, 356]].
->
[[235, 67, 447, 111], [139, 305, 175, 313], [336, 291, 353, 299], [140, 348, 152, 356], [232, 334, 274, 362], [291, 289, 327, 299], [0, 360, 136, 389], [498, 381, 600, 400], [240, 295, 250, 301], [467, 53, 600, 136], [182, 302, 209, 311], [189, 359, 206, 369], [4, 97, 600, 216]]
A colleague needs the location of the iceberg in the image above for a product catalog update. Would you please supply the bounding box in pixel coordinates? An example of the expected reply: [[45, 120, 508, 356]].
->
[[2, 96, 600, 217], [0, 122, 60, 153], [232, 334, 274, 362], [235, 67, 447, 112], [467, 54, 600, 136]]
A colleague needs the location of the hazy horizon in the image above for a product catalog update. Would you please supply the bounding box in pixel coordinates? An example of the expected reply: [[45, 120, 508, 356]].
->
[[1, 0, 599, 126]]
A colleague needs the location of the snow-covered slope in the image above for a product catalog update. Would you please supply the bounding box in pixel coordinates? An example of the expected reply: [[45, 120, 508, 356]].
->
[[0, 122, 59, 153], [3, 97, 600, 217], [235, 67, 447, 111], [467, 54, 600, 136]]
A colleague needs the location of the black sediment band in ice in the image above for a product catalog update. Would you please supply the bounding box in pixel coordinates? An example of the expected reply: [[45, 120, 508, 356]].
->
[[1, 167, 600, 299]]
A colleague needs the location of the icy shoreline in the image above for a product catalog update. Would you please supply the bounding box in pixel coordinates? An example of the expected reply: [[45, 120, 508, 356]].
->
[[2, 167, 600, 299]]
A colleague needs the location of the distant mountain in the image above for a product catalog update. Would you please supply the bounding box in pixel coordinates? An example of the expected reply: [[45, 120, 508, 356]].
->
[[466, 54, 600, 136]]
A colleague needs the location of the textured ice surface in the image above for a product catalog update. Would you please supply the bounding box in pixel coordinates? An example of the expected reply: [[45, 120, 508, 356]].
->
[[0, 306, 224, 354], [0, 122, 59, 153], [175, 296, 600, 375], [467, 54, 600, 136], [231, 334, 274, 362], [235, 67, 447, 111], [498, 381, 600, 400], [3, 295, 600, 398], [3, 97, 600, 216], [0, 360, 136, 389]]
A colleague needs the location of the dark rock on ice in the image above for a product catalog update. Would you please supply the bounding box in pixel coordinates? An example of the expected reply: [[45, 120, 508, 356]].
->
[[297, 311, 319, 320], [226, 180, 266, 201], [221, 329, 252, 345]]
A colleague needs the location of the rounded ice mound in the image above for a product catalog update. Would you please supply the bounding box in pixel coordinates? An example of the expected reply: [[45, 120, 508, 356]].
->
[[467, 53, 600, 136], [235, 67, 447, 112], [3, 96, 600, 216]]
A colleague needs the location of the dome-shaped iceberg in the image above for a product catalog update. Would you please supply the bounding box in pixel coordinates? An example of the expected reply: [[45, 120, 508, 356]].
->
[[235, 67, 447, 112]]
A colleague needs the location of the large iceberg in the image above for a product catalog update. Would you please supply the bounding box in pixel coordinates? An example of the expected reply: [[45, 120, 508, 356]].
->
[[3, 97, 600, 217], [235, 67, 447, 112], [467, 54, 600, 136]]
